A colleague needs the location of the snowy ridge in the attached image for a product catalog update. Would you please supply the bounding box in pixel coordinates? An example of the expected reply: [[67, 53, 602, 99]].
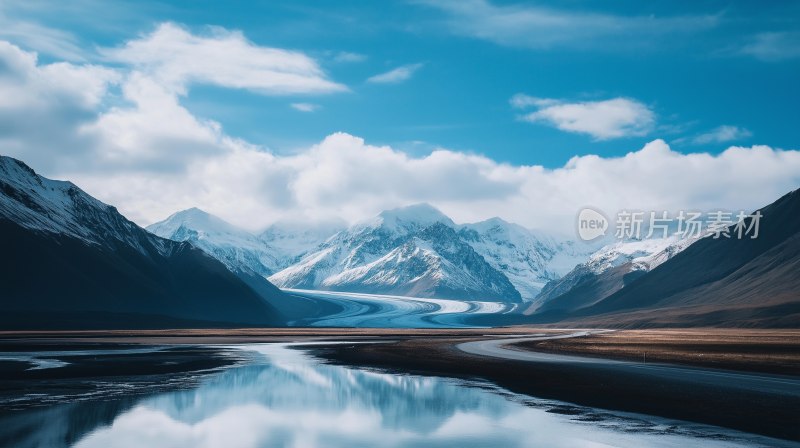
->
[[458, 218, 593, 299], [636, 236, 698, 270], [531, 235, 699, 312], [585, 237, 683, 273], [0, 156, 170, 256], [314, 230, 513, 299], [259, 219, 344, 267], [582, 235, 701, 275], [367, 203, 455, 232], [148, 210, 344, 278], [269, 206, 524, 302], [147, 208, 281, 276]]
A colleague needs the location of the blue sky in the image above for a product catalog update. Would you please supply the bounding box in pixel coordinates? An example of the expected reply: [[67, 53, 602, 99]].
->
[[0, 0, 799, 231], [4, 0, 799, 166]]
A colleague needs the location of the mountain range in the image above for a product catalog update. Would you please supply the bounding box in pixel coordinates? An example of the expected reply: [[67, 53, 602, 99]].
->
[[150, 203, 592, 303], [3, 152, 796, 329], [146, 208, 341, 277], [0, 156, 285, 329]]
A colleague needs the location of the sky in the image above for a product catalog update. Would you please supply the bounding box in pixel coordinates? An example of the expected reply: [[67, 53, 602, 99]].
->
[[0, 0, 799, 234]]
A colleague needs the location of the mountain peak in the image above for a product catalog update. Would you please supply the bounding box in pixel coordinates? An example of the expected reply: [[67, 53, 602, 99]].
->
[[148, 207, 249, 239], [465, 216, 517, 232], [0, 155, 35, 176], [0, 155, 61, 191], [147, 207, 281, 276], [168, 207, 215, 224], [375, 203, 455, 231], [171, 206, 211, 218]]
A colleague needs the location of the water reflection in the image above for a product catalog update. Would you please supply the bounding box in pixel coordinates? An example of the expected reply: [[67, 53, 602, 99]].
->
[[1, 344, 787, 448]]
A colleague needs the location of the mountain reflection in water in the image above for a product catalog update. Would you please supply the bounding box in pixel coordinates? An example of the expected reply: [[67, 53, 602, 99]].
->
[[1, 344, 786, 448]]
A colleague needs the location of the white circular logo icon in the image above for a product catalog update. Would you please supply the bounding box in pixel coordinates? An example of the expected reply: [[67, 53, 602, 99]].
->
[[577, 208, 608, 241]]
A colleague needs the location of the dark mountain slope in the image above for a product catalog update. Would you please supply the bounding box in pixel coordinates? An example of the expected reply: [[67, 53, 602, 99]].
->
[[557, 189, 800, 327], [0, 156, 284, 329]]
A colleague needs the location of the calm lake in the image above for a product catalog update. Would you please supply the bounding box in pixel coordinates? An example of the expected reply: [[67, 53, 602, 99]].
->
[[0, 343, 791, 448]]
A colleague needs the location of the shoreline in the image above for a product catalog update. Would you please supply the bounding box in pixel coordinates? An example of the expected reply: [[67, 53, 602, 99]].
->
[[0, 343, 245, 412], [303, 329, 800, 442], [510, 328, 800, 375]]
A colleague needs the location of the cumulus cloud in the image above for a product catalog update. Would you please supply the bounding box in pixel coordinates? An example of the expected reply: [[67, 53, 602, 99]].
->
[[67, 132, 523, 229], [0, 21, 348, 173], [0, 42, 118, 110], [418, 0, 719, 50], [290, 102, 320, 112], [79, 72, 242, 172], [692, 125, 752, 144], [1, 40, 799, 236], [507, 141, 800, 234], [63, 134, 800, 238], [0, 41, 120, 171], [367, 63, 423, 84], [101, 22, 347, 96], [513, 95, 655, 140]]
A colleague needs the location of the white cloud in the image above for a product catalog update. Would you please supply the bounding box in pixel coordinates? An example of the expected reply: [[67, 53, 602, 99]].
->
[[333, 51, 367, 63], [0, 41, 120, 171], [101, 22, 347, 96], [0, 21, 347, 172], [1, 40, 799, 237], [692, 125, 752, 144], [514, 95, 655, 140], [0, 42, 118, 109], [290, 103, 320, 112], [367, 63, 423, 84], [739, 31, 800, 61], [79, 72, 239, 171], [418, 0, 719, 50], [65, 135, 800, 237]]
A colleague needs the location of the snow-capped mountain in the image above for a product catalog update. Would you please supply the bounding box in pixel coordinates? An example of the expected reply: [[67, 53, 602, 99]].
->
[[0, 155, 284, 329], [458, 218, 592, 300], [269, 204, 523, 302], [147, 202, 594, 304], [529, 236, 697, 314], [148, 210, 344, 278], [259, 219, 344, 267], [147, 208, 281, 276]]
